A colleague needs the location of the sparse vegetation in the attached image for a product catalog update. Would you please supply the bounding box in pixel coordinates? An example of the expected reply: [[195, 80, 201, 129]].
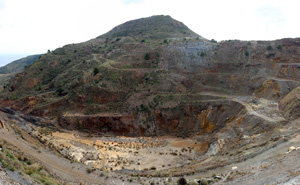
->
[[0, 141, 59, 185]]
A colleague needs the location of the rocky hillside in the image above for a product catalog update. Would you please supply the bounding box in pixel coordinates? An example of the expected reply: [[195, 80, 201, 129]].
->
[[0, 54, 42, 92], [0, 166, 20, 185], [1, 15, 300, 137]]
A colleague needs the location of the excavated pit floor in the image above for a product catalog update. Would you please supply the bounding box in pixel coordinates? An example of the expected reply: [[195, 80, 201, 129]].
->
[[0, 94, 300, 184]]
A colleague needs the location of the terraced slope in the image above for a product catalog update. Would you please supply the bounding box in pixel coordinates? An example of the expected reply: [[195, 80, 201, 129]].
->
[[1, 15, 300, 184], [1, 15, 300, 137]]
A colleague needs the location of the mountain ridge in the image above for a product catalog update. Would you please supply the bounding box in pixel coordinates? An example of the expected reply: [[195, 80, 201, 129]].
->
[[1, 15, 300, 137], [0, 54, 42, 74]]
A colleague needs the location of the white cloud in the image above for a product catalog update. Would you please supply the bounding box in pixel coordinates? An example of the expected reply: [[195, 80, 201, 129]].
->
[[0, 0, 299, 56], [122, 0, 145, 5]]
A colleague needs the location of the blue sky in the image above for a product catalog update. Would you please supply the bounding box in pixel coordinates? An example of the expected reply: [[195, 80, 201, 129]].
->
[[0, 0, 300, 66]]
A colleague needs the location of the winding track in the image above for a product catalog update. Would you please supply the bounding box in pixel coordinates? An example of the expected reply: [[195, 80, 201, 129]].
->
[[199, 92, 286, 123]]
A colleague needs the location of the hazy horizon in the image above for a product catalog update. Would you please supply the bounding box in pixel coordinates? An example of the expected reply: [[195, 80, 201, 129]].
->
[[0, 54, 30, 67]]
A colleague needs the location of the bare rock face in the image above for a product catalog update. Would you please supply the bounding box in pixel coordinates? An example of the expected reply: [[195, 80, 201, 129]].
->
[[279, 86, 300, 120], [206, 142, 220, 156], [57, 99, 245, 137], [58, 114, 136, 135], [0, 166, 21, 185]]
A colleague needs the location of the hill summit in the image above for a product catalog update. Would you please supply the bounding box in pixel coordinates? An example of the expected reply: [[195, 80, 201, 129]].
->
[[98, 15, 203, 40]]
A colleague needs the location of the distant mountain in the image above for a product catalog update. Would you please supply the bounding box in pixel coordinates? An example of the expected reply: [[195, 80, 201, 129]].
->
[[0, 54, 42, 74]]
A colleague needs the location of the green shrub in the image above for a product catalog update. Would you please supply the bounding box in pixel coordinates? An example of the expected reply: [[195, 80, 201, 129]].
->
[[44, 179, 57, 185], [200, 52, 206, 57], [244, 50, 249, 57], [140, 104, 149, 112], [87, 167, 96, 173], [150, 166, 156, 170], [26, 159, 33, 165], [267, 45, 272, 50], [0, 153, 5, 161], [12, 160, 23, 171], [145, 53, 150, 60], [177, 177, 187, 185], [57, 88, 64, 96], [93, 67, 100, 76], [210, 39, 217, 43], [2, 161, 8, 168], [6, 152, 14, 159], [277, 44, 282, 50], [25, 167, 34, 175], [101, 83, 107, 88], [8, 165, 15, 172]]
